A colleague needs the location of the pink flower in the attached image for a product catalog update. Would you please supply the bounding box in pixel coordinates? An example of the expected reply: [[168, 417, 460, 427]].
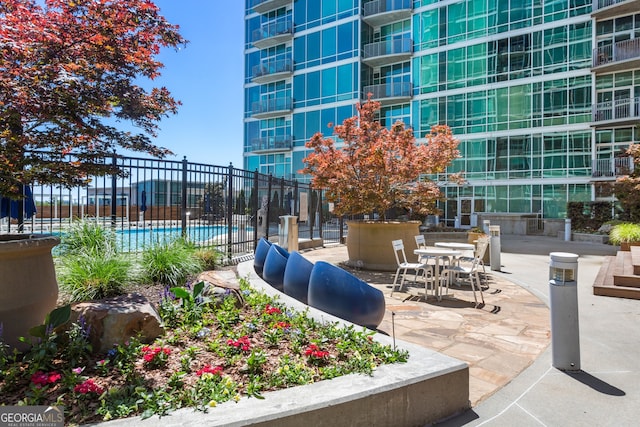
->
[[74, 379, 105, 395], [72, 367, 85, 375]]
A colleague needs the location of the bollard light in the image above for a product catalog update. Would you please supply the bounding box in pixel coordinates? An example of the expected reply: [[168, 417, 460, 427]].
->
[[549, 252, 580, 371]]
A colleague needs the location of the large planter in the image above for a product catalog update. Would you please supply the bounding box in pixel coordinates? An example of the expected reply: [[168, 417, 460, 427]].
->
[[262, 244, 290, 291], [346, 220, 421, 271], [308, 261, 385, 329], [253, 237, 272, 277], [0, 234, 60, 350], [283, 251, 314, 304]]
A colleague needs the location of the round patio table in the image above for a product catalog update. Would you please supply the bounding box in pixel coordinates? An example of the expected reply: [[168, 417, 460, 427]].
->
[[414, 248, 460, 300]]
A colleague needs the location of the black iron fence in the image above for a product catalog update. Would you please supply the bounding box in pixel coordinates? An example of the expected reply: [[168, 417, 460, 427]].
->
[[0, 154, 346, 264]]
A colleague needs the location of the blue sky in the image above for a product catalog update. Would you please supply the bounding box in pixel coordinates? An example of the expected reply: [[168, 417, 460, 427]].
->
[[148, 1, 245, 168]]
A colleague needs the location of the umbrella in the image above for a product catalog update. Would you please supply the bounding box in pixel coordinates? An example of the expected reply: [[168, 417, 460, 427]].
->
[[0, 185, 37, 219], [140, 190, 147, 212]]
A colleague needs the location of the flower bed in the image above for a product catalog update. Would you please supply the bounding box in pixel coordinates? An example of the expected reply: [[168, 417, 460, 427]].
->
[[0, 279, 408, 424]]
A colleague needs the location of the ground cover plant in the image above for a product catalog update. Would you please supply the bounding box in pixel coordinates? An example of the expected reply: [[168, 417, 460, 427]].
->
[[0, 277, 409, 424]]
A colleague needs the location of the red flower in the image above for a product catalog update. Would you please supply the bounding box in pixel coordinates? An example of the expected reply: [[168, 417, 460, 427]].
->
[[74, 379, 105, 395], [264, 304, 282, 315], [227, 336, 251, 352], [141, 345, 171, 367], [196, 365, 223, 377], [305, 344, 330, 361], [30, 371, 61, 386]]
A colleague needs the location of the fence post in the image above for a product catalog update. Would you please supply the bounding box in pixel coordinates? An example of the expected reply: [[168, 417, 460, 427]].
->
[[318, 189, 323, 240], [181, 156, 188, 237], [293, 180, 299, 217], [253, 170, 259, 249], [111, 152, 117, 228], [17, 183, 25, 233], [226, 163, 234, 263], [266, 175, 273, 240]]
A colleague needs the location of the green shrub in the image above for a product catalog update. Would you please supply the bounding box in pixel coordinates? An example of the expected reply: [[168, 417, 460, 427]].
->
[[141, 237, 204, 286], [609, 222, 640, 245], [194, 248, 222, 271], [58, 220, 116, 255], [58, 250, 134, 302]]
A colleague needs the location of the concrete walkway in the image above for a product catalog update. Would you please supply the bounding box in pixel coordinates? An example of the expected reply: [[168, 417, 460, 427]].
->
[[301, 234, 640, 426]]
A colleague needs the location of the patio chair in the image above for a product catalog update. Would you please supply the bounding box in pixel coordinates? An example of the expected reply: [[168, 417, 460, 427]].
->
[[391, 239, 432, 296], [444, 239, 488, 308]]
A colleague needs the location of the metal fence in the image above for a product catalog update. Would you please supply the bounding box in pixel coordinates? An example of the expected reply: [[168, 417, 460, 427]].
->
[[0, 154, 345, 264]]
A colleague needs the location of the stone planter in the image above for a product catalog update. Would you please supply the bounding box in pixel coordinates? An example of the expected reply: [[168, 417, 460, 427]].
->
[[346, 220, 421, 271], [0, 234, 60, 350]]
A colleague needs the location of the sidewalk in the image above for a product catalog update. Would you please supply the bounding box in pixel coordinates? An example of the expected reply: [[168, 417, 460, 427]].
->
[[302, 235, 640, 426]]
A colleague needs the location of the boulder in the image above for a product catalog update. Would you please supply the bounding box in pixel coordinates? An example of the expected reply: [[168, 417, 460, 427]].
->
[[71, 293, 164, 353], [196, 270, 244, 308]]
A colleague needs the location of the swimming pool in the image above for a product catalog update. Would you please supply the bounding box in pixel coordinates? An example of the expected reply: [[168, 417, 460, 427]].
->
[[117, 225, 250, 251]]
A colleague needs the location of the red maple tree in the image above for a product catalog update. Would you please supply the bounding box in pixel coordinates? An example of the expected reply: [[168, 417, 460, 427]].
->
[[300, 97, 460, 220], [614, 144, 640, 221], [0, 0, 186, 197]]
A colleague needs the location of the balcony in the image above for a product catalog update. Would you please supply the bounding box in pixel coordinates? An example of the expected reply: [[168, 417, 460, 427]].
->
[[362, 37, 412, 67], [250, 135, 293, 153], [252, 16, 293, 49], [362, 82, 412, 105], [250, 0, 292, 15], [592, 96, 640, 126], [251, 97, 293, 119], [592, 38, 640, 73], [591, 157, 634, 179], [252, 57, 293, 84], [362, 0, 412, 27], [592, 0, 640, 19]]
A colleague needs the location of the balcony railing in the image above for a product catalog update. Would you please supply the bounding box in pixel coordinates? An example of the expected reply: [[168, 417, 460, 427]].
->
[[250, 135, 293, 153], [362, 37, 412, 67], [252, 57, 293, 83], [251, 97, 293, 119], [592, 157, 634, 178], [592, 96, 640, 125], [362, 0, 412, 27], [593, 38, 640, 69], [362, 82, 412, 103], [252, 16, 293, 49], [250, 0, 292, 15], [592, 0, 640, 19]]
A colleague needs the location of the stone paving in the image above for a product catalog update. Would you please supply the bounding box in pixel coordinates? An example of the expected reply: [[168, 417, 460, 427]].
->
[[299, 245, 550, 406]]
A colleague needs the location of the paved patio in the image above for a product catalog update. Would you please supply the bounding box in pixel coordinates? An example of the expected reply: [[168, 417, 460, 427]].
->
[[299, 245, 550, 406]]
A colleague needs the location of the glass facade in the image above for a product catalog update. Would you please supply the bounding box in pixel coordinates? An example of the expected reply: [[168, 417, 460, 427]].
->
[[244, 0, 640, 223]]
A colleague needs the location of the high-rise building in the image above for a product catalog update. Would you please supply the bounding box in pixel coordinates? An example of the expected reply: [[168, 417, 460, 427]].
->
[[243, 0, 639, 226]]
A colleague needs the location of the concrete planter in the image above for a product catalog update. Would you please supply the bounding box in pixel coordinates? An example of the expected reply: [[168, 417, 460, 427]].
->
[[0, 234, 60, 350], [346, 220, 420, 271]]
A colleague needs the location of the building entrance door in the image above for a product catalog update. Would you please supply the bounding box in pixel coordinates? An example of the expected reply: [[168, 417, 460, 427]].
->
[[458, 198, 474, 229]]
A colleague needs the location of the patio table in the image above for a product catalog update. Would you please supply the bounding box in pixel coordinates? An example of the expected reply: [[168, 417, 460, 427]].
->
[[414, 247, 460, 300]]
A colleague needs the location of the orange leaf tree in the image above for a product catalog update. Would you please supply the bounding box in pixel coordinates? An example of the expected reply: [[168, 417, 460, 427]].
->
[[0, 0, 186, 197], [614, 144, 640, 221], [300, 97, 460, 220]]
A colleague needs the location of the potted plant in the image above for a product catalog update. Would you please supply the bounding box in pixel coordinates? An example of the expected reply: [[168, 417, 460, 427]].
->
[[0, 0, 185, 348], [609, 223, 640, 251], [301, 96, 461, 270]]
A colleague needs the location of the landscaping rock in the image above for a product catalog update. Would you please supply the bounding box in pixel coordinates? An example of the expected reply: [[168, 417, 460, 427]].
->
[[71, 293, 164, 353], [196, 270, 244, 308]]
